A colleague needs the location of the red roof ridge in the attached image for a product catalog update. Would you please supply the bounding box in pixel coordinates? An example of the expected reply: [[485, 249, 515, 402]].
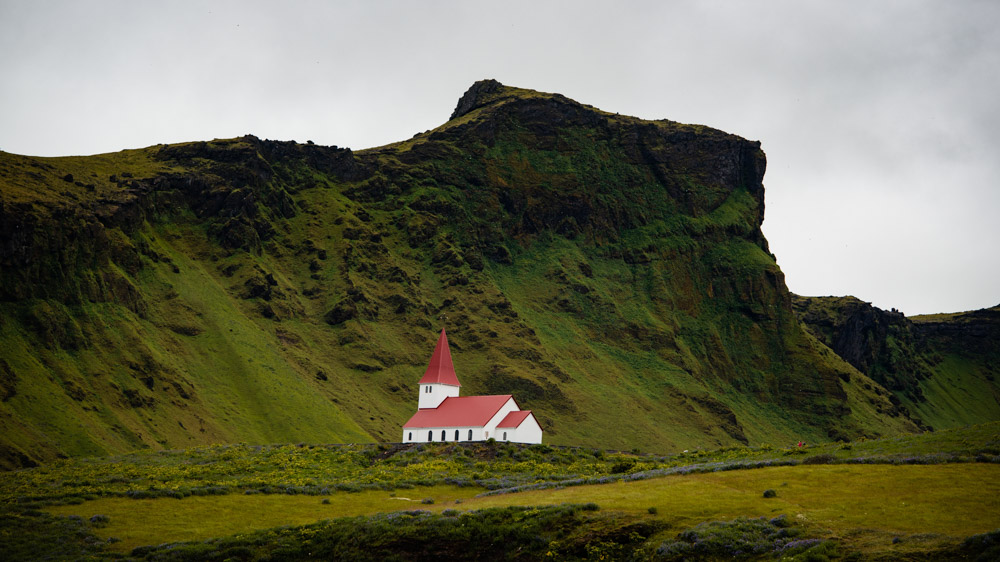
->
[[497, 409, 533, 428], [403, 394, 517, 428], [418, 328, 461, 387]]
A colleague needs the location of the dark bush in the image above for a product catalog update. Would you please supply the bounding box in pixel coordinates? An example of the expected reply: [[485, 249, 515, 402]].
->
[[763, 489, 777, 498], [609, 459, 636, 474], [656, 516, 825, 560], [803, 453, 837, 465], [958, 528, 1000, 559]]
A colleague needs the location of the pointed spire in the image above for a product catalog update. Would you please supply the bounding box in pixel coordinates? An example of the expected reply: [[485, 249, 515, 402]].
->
[[419, 328, 461, 386]]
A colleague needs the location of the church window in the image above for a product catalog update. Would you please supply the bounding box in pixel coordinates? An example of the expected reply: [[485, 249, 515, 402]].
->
[[408, 432, 412, 441], [503, 432, 507, 440], [441, 430, 446, 441], [428, 431, 433, 441], [468, 429, 473, 440], [455, 430, 459, 441]]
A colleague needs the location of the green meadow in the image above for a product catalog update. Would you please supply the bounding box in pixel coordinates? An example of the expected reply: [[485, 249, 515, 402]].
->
[[2, 423, 999, 560], [42, 464, 1000, 557]]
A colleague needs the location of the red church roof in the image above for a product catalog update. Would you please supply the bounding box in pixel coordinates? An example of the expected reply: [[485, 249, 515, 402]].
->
[[403, 395, 514, 428], [419, 328, 461, 387], [496, 410, 534, 428]]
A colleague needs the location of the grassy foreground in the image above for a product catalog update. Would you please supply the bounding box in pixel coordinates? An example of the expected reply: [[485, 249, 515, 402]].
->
[[2, 423, 999, 560], [40, 464, 1000, 558]]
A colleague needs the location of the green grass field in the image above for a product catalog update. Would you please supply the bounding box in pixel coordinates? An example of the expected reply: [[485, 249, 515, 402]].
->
[[2, 423, 998, 560], [44, 464, 1000, 557], [46, 484, 483, 552]]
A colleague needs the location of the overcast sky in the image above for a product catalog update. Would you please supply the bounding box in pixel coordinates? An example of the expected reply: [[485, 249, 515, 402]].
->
[[2, 0, 997, 315]]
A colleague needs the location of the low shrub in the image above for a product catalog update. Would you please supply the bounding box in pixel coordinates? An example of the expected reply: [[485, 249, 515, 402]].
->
[[609, 459, 636, 474], [763, 489, 777, 498], [803, 453, 837, 465], [127, 503, 641, 560], [655, 516, 824, 560], [956, 528, 1000, 560]]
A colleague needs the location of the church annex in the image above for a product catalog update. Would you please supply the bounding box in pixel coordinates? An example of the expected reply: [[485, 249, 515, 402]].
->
[[402, 329, 543, 444]]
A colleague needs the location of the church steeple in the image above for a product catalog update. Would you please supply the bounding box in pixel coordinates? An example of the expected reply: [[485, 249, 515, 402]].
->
[[419, 328, 461, 386], [417, 328, 461, 409]]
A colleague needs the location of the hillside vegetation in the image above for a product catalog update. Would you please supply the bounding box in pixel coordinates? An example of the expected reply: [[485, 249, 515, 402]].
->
[[2, 80, 994, 468]]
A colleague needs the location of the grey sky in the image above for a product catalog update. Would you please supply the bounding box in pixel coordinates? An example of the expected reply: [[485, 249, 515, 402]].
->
[[2, 0, 997, 315]]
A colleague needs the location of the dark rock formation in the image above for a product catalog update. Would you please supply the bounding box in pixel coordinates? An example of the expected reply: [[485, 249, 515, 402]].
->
[[793, 296, 1000, 427], [792, 295, 930, 400], [450, 79, 504, 120], [912, 306, 1000, 357]]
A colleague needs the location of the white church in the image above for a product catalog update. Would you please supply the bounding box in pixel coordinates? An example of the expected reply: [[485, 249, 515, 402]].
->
[[402, 329, 543, 444]]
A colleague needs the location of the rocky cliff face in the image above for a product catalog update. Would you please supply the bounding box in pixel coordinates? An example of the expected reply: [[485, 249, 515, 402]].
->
[[793, 295, 1000, 430], [0, 81, 923, 468], [912, 307, 1000, 356], [791, 296, 930, 399]]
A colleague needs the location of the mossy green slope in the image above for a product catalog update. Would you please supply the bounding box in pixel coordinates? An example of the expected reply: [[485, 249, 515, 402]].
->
[[0, 81, 924, 468]]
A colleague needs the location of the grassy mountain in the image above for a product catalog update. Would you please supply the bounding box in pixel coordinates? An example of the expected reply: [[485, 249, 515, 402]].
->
[[0, 80, 931, 468], [793, 295, 1000, 431]]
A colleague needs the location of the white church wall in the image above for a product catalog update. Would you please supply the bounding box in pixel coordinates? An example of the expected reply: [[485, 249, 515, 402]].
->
[[482, 398, 520, 439], [496, 414, 543, 444], [402, 426, 479, 443], [512, 414, 543, 444]]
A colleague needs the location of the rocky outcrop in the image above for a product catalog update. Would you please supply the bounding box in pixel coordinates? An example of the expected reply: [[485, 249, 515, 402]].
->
[[0, 137, 365, 306], [793, 296, 1000, 426], [912, 306, 1000, 357], [0, 194, 147, 309], [450, 79, 504, 120], [792, 295, 932, 400], [404, 81, 768, 253]]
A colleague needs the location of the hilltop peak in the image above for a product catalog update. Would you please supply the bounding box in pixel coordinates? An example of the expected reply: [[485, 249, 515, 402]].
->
[[448, 80, 582, 123], [450, 79, 506, 120]]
